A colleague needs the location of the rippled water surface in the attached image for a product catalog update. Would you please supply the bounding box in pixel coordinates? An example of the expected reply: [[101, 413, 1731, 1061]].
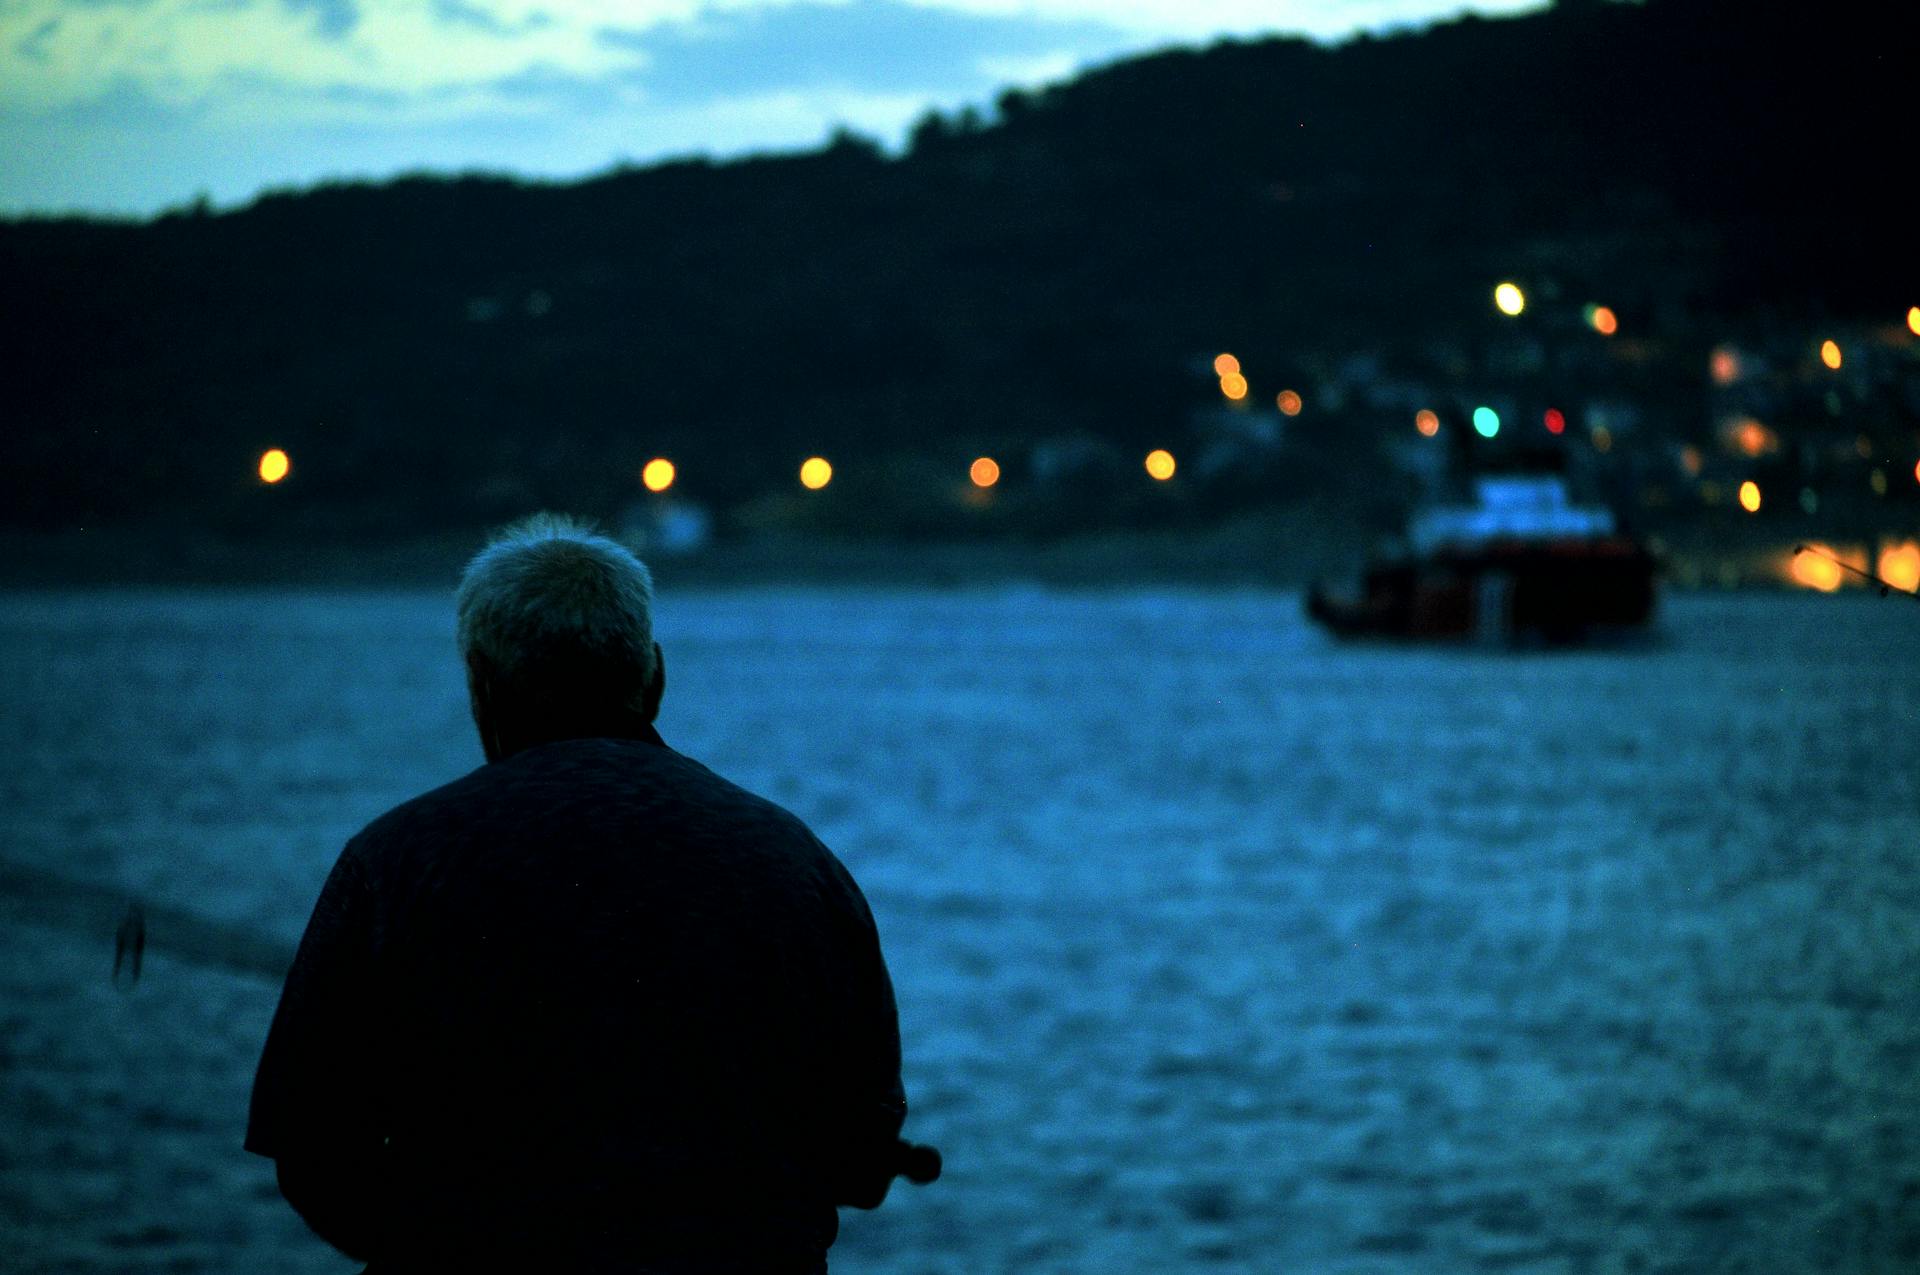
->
[[3, 588, 1918, 1273]]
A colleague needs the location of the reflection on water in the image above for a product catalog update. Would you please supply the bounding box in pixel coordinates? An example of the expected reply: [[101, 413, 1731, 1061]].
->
[[2, 588, 1918, 1272]]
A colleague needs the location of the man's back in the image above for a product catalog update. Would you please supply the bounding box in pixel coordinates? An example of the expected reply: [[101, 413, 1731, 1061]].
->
[[247, 732, 905, 1273]]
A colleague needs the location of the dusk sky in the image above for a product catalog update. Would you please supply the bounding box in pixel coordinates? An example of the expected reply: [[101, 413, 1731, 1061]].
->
[[1, 0, 1544, 217]]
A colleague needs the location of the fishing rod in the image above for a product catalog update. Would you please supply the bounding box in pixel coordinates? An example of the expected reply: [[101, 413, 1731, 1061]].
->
[[1792, 544, 1920, 603], [0, 857, 293, 985], [1, 858, 947, 1188]]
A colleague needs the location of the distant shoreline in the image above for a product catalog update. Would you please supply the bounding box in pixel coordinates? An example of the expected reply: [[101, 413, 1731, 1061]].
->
[[0, 509, 1370, 591], [0, 520, 1886, 594]]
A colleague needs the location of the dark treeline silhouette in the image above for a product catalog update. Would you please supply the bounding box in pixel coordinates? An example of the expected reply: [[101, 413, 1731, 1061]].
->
[[1, 0, 1909, 544]]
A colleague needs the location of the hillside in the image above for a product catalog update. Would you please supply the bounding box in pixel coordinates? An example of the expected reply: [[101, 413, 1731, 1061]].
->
[[1, 0, 1911, 552]]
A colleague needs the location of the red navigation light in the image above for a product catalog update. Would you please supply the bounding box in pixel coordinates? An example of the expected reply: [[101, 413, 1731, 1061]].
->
[[1543, 408, 1566, 435]]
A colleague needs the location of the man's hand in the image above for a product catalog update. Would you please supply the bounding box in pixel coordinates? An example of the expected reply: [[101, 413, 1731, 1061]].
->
[[833, 1133, 942, 1209]]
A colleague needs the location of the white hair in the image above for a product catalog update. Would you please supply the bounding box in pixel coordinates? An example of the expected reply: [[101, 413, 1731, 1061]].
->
[[456, 513, 657, 716]]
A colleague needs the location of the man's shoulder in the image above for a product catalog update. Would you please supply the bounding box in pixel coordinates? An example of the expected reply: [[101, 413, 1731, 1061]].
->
[[344, 736, 829, 865]]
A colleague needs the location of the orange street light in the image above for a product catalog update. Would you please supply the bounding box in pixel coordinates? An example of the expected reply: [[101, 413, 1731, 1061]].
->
[[642, 458, 676, 492], [258, 449, 291, 484], [1144, 449, 1176, 481], [969, 456, 1000, 488], [1879, 541, 1920, 594], [799, 457, 833, 490], [1790, 545, 1845, 592]]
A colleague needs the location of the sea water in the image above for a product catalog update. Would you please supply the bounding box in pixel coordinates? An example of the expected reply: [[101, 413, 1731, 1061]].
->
[[2, 588, 1917, 1273]]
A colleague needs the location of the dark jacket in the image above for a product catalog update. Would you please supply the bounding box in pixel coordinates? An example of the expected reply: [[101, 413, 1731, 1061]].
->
[[246, 730, 905, 1273]]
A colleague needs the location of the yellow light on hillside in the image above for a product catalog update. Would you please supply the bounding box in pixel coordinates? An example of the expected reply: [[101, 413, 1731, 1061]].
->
[[1144, 449, 1176, 481], [1219, 372, 1249, 401], [1493, 282, 1526, 316], [1879, 540, 1920, 594], [258, 449, 290, 484], [1820, 339, 1843, 370], [1276, 389, 1303, 416], [641, 458, 676, 492], [1790, 545, 1845, 593], [1415, 409, 1440, 437], [799, 457, 833, 490], [1212, 353, 1241, 378], [1908, 307, 1920, 337], [969, 456, 1000, 488], [1738, 480, 1762, 513]]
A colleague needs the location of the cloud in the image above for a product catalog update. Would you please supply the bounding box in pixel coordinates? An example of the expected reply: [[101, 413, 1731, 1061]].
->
[[429, 0, 554, 36], [15, 17, 60, 63], [0, 0, 1545, 213], [283, 0, 360, 40], [901, 0, 1543, 42], [596, 1, 1132, 102]]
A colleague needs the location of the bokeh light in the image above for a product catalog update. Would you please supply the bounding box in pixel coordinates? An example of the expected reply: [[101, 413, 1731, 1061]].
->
[[1738, 480, 1762, 513], [1415, 409, 1440, 437], [1710, 347, 1741, 386], [1219, 372, 1249, 401], [1680, 445, 1704, 477], [799, 456, 833, 490], [1276, 389, 1303, 416], [1790, 545, 1845, 592], [1472, 406, 1500, 438], [1729, 418, 1777, 458], [258, 449, 290, 483], [1880, 540, 1920, 593], [1587, 304, 1619, 336], [1591, 425, 1613, 454], [1909, 307, 1920, 337], [1820, 339, 1843, 370], [1212, 353, 1241, 378], [1144, 449, 1176, 480], [641, 458, 675, 492], [969, 456, 1000, 488], [1543, 408, 1566, 435], [1493, 282, 1526, 316]]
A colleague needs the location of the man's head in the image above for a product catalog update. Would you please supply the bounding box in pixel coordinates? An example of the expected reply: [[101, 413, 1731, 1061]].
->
[[455, 513, 664, 761]]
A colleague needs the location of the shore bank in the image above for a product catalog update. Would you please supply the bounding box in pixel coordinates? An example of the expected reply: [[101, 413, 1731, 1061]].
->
[[0, 513, 1901, 595]]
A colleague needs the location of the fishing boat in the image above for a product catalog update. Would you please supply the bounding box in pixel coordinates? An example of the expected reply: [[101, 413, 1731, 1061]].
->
[[1306, 469, 1656, 642]]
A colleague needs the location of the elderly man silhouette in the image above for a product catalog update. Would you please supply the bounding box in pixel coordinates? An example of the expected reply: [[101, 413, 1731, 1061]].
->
[[247, 514, 934, 1273]]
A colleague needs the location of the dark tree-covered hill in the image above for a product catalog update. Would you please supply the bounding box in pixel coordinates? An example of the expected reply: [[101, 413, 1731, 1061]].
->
[[1, 0, 1909, 538]]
